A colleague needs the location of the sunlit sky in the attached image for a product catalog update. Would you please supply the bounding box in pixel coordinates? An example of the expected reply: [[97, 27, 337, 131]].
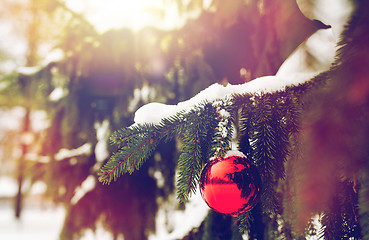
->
[[65, 0, 210, 33]]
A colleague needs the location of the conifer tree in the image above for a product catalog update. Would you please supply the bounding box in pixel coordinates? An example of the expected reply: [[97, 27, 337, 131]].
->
[[99, 0, 369, 239], [1, 0, 368, 239]]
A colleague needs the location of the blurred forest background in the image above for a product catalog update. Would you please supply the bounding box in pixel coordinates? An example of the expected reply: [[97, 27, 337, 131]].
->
[[0, 0, 365, 239]]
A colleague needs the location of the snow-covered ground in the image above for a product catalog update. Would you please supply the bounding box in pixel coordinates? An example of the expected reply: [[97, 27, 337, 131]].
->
[[0, 205, 65, 240], [0, 181, 208, 240], [0, 176, 64, 239]]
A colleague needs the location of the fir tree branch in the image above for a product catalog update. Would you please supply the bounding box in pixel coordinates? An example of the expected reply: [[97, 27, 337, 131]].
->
[[359, 170, 369, 240], [209, 100, 234, 158], [175, 100, 235, 202], [99, 114, 188, 183], [110, 124, 155, 147], [320, 180, 361, 239], [248, 93, 287, 214], [237, 212, 252, 234], [238, 94, 255, 159], [176, 102, 220, 202], [99, 132, 159, 183], [177, 129, 202, 202]]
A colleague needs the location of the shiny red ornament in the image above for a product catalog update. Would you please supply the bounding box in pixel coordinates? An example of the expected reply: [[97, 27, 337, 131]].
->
[[199, 153, 261, 216]]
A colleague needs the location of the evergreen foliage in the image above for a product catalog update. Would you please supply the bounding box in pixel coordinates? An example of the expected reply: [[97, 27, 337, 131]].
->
[[359, 172, 369, 240], [320, 180, 360, 239], [99, 79, 319, 235]]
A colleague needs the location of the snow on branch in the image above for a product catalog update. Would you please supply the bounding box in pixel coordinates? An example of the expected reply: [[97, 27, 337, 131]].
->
[[99, 72, 319, 186], [134, 73, 317, 125]]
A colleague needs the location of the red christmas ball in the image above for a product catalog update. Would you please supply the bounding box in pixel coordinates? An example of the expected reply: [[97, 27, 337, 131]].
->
[[199, 152, 261, 216]]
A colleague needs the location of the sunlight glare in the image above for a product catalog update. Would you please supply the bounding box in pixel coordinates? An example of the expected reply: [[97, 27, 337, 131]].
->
[[65, 0, 193, 33]]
